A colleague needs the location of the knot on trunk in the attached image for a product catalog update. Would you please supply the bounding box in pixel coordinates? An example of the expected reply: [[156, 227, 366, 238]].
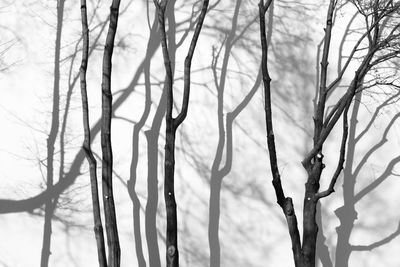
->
[[284, 198, 294, 216], [167, 245, 176, 256]]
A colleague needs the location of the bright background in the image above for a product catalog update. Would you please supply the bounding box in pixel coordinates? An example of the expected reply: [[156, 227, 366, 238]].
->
[[0, 0, 399, 266]]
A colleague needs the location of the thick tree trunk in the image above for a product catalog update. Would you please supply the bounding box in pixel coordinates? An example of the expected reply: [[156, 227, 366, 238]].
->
[[301, 174, 321, 267]]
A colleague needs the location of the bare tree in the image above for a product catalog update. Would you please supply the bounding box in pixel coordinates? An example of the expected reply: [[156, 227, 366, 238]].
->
[[153, 0, 209, 266], [259, 0, 400, 266]]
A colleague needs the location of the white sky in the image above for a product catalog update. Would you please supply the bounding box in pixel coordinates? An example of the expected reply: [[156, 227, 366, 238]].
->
[[0, 0, 400, 266]]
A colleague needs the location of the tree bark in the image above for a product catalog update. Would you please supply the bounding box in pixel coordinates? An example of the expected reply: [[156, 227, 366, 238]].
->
[[101, 1, 122, 266], [154, 0, 209, 265], [80, 0, 108, 266]]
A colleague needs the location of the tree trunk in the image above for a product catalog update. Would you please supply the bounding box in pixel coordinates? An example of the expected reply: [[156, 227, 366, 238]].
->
[[154, 0, 208, 265], [79, 0, 108, 266], [101, 1, 121, 266]]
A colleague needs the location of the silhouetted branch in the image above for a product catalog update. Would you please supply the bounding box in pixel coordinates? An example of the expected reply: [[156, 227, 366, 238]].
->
[[101, 1, 122, 266], [79, 0, 107, 266], [154, 0, 209, 266], [174, 0, 209, 128], [259, 0, 302, 265], [313, 0, 336, 149], [316, 99, 350, 199]]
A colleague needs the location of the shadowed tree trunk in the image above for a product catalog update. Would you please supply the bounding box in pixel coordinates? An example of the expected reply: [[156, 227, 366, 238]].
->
[[208, 2, 242, 267], [334, 91, 360, 267], [40, 0, 65, 266], [208, 1, 269, 266], [127, 13, 158, 267]]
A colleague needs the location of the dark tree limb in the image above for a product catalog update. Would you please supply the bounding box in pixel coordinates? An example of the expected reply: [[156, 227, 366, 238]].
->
[[326, 8, 389, 93], [154, 0, 209, 266], [259, 0, 285, 208], [79, 1, 107, 266], [304, 1, 400, 167], [313, 0, 336, 147], [315, 98, 350, 199], [258, 1, 302, 265], [174, 0, 209, 128], [101, 1, 122, 266]]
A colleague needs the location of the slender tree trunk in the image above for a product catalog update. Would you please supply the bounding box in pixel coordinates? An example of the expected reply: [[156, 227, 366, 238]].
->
[[164, 122, 179, 267], [101, 1, 121, 266], [79, 1, 108, 266], [154, 0, 209, 265], [40, 1, 65, 266], [259, 1, 303, 266]]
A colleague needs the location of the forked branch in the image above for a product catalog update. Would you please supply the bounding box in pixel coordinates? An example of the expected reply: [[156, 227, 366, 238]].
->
[[154, 1, 209, 266], [315, 98, 350, 199]]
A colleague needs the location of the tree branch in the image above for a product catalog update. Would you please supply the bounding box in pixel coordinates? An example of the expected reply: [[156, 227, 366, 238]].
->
[[174, 0, 209, 128], [313, 0, 336, 146], [315, 98, 350, 199], [101, 1, 122, 266], [79, 1, 107, 266]]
